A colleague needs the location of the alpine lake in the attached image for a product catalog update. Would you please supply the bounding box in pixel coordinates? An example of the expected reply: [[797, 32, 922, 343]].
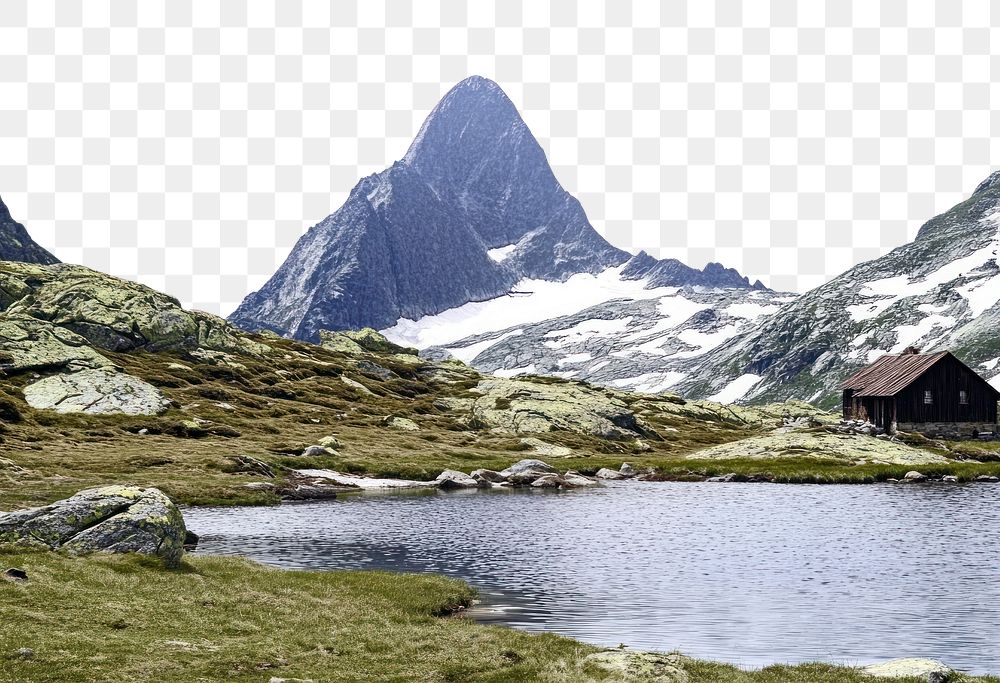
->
[[185, 480, 1000, 675]]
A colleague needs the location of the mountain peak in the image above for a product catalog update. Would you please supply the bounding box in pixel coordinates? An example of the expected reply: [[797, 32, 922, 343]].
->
[[974, 169, 1000, 196], [0, 195, 59, 265]]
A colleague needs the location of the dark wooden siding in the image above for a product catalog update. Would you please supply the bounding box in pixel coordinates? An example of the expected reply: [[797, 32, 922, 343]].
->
[[894, 354, 998, 424]]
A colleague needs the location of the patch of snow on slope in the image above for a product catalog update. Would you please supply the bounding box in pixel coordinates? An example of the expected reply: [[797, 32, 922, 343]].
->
[[990, 374, 1000, 391], [981, 357, 1000, 371], [849, 210, 1000, 322], [557, 352, 592, 366], [448, 329, 524, 363], [672, 324, 746, 359], [380, 266, 678, 349], [543, 317, 634, 349], [890, 315, 957, 353], [610, 372, 686, 394], [494, 365, 536, 378], [708, 374, 762, 403], [487, 244, 517, 262]]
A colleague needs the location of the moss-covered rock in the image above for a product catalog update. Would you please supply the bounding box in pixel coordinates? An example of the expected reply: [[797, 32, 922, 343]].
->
[[0, 485, 187, 567], [22, 368, 171, 415], [0, 314, 112, 373], [469, 378, 659, 439], [319, 327, 418, 356], [0, 261, 268, 355], [582, 650, 689, 682]]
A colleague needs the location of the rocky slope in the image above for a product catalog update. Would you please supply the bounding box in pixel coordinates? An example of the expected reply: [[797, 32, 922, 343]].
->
[[672, 171, 1000, 407], [417, 286, 792, 396], [0, 196, 58, 264], [229, 76, 762, 341]]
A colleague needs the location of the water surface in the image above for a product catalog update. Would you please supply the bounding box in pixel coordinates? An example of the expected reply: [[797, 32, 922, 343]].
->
[[185, 482, 1000, 673]]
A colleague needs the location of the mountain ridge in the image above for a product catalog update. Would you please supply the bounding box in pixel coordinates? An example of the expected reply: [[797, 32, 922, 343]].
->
[[0, 196, 59, 265]]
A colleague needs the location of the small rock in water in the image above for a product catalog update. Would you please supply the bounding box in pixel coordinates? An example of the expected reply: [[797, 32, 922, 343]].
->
[[976, 475, 999, 482], [435, 469, 479, 489], [531, 474, 565, 488], [470, 469, 506, 485], [595, 468, 625, 480], [499, 459, 557, 478], [941, 475, 959, 483], [903, 471, 927, 481], [619, 463, 640, 477], [561, 471, 600, 488], [3, 568, 28, 582]]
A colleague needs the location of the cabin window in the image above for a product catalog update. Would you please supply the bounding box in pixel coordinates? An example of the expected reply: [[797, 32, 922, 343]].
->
[[924, 390, 933, 405], [960, 390, 969, 405]]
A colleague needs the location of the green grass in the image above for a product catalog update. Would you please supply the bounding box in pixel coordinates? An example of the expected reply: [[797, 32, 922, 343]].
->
[[1, 549, 996, 683]]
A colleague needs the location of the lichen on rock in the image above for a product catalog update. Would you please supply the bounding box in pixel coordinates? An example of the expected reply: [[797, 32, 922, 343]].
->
[[22, 368, 171, 415], [0, 485, 187, 567]]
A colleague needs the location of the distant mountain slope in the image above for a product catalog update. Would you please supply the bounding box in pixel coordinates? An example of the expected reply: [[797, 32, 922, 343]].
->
[[230, 76, 762, 342], [671, 170, 1000, 407], [0, 196, 58, 265], [409, 286, 792, 396]]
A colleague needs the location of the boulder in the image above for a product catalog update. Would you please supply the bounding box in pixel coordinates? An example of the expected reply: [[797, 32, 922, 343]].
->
[[562, 471, 600, 488], [903, 471, 927, 481], [383, 416, 420, 432], [582, 650, 688, 682], [860, 658, 952, 680], [530, 474, 564, 488], [300, 445, 337, 457], [620, 463, 640, 477], [506, 469, 555, 485], [319, 328, 417, 356], [976, 475, 999, 482], [22, 368, 171, 415], [470, 469, 506, 485], [435, 469, 479, 489], [468, 378, 659, 440], [341, 375, 374, 395], [596, 468, 625, 480], [499, 459, 557, 478], [519, 437, 573, 457], [0, 485, 186, 567], [318, 435, 344, 450], [0, 314, 112, 373]]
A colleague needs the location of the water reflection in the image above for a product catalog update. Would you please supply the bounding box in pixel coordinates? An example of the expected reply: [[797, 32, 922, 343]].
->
[[184, 482, 1000, 673]]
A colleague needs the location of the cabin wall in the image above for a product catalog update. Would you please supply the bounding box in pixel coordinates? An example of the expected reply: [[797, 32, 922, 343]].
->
[[894, 355, 998, 424]]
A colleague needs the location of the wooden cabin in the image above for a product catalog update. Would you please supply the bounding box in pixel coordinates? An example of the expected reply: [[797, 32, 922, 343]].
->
[[840, 348, 1000, 438]]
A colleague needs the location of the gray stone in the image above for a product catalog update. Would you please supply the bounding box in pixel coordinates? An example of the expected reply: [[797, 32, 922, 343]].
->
[[435, 469, 479, 489], [0, 485, 186, 567], [619, 463, 640, 477], [300, 445, 337, 457], [582, 649, 688, 682], [561, 471, 600, 488], [14, 647, 34, 661], [904, 470, 928, 481], [383, 416, 420, 431], [860, 657, 952, 680], [942, 475, 959, 483], [0, 314, 112, 373], [470, 469, 506, 485], [318, 435, 344, 450], [519, 437, 573, 457], [530, 474, 564, 488], [506, 469, 555, 485], [22, 368, 171, 415], [596, 468, 625, 480], [976, 475, 999, 482], [498, 459, 557, 478]]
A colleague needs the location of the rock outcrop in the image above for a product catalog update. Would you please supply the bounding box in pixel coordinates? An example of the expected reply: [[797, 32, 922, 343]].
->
[[0, 485, 187, 567], [0, 314, 112, 373], [582, 650, 689, 682], [466, 378, 659, 439], [0, 261, 267, 355], [861, 657, 952, 680], [319, 328, 418, 356], [22, 368, 171, 415]]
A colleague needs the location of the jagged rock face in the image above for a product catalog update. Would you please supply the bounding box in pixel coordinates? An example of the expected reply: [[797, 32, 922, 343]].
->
[[0, 196, 58, 265], [0, 314, 112, 373], [230, 76, 760, 342], [0, 485, 187, 567], [621, 251, 766, 290], [673, 170, 1000, 407], [0, 261, 267, 356], [424, 288, 792, 395]]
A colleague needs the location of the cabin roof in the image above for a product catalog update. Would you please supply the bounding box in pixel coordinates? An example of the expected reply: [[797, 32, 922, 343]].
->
[[840, 351, 955, 397]]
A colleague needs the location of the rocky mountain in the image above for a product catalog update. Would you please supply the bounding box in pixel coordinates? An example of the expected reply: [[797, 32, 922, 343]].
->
[[0, 195, 58, 264], [230, 76, 762, 342], [669, 170, 1000, 408]]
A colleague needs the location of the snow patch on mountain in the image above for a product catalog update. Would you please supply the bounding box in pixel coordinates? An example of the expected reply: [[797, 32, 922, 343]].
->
[[487, 244, 517, 262], [708, 374, 763, 403], [381, 265, 679, 349]]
